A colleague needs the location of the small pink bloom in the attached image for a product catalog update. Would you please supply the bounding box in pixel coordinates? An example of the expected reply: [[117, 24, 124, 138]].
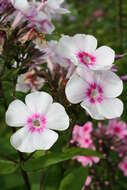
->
[[76, 155, 99, 167], [85, 176, 92, 186], [106, 119, 127, 139], [71, 122, 100, 167], [71, 122, 93, 144], [119, 157, 127, 176], [82, 122, 93, 134], [82, 176, 92, 190], [79, 135, 93, 148]]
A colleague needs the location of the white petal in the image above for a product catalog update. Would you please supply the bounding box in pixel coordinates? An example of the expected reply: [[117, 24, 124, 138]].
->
[[81, 100, 104, 120], [72, 34, 87, 50], [73, 34, 97, 52], [16, 83, 30, 93], [65, 73, 88, 104], [98, 71, 123, 98], [94, 46, 115, 69], [56, 0, 64, 4], [98, 98, 123, 119], [10, 127, 31, 152], [76, 66, 95, 83], [33, 129, 58, 150], [11, 127, 36, 153], [17, 74, 25, 84], [57, 35, 78, 64], [10, 0, 29, 11], [46, 0, 60, 8], [55, 8, 70, 14], [11, 127, 58, 152], [6, 100, 30, 127], [46, 103, 69, 131], [25, 91, 53, 114]]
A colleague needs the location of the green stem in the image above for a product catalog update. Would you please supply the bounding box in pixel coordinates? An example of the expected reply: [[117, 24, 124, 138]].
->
[[18, 152, 31, 190], [39, 170, 45, 190]]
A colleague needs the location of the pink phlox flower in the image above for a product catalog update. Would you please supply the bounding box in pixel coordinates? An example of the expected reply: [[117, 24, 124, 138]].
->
[[79, 135, 93, 148], [71, 122, 100, 167], [71, 122, 93, 144], [76, 154, 99, 167], [119, 157, 127, 176], [106, 119, 127, 139]]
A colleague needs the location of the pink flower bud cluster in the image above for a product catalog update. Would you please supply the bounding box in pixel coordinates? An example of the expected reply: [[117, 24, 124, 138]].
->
[[71, 122, 100, 167], [71, 119, 127, 189], [94, 120, 127, 177]]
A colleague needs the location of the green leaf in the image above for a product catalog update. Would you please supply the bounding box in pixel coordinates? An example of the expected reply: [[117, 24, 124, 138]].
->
[[0, 160, 18, 174], [43, 165, 62, 190], [23, 148, 103, 172], [0, 171, 25, 189], [59, 166, 88, 190]]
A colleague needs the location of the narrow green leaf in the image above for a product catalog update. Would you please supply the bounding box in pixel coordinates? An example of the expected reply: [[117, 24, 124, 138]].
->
[[23, 148, 103, 172], [59, 166, 88, 190], [0, 159, 18, 174]]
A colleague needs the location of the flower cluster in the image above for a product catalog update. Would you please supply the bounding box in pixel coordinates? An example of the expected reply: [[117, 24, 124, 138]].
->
[[2, 0, 124, 155], [95, 119, 127, 176], [39, 34, 124, 120], [71, 119, 127, 189], [2, 0, 69, 34], [1, 1, 127, 190], [71, 122, 100, 166]]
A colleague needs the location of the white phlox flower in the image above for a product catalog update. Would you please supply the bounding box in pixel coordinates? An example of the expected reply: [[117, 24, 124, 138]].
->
[[65, 66, 123, 120], [6, 91, 69, 153], [57, 34, 115, 70]]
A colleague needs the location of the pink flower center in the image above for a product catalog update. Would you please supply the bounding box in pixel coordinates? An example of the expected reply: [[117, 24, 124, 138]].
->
[[86, 83, 103, 104], [27, 113, 46, 133], [85, 138, 90, 144], [77, 52, 96, 66], [114, 126, 121, 133], [124, 163, 127, 169], [83, 126, 89, 132]]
